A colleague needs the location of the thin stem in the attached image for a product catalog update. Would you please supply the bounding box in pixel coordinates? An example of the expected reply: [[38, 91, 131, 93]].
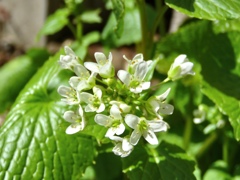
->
[[223, 135, 229, 165], [137, 0, 148, 58], [150, 78, 170, 90], [183, 116, 193, 150], [76, 23, 82, 43], [67, 22, 77, 38], [195, 132, 218, 160]]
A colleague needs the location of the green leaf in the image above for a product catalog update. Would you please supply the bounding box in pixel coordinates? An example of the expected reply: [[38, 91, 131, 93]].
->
[[165, 0, 240, 20], [203, 160, 232, 180], [80, 9, 102, 24], [0, 48, 49, 113], [155, 20, 240, 140], [37, 8, 70, 38], [0, 50, 96, 179], [111, 0, 125, 38], [102, 8, 141, 47], [122, 141, 196, 180]]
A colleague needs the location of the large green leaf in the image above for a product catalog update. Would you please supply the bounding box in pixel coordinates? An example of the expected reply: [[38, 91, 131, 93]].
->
[[122, 141, 196, 180], [0, 49, 49, 113], [155, 21, 240, 140], [0, 50, 96, 179], [111, 0, 125, 37], [165, 0, 240, 20]]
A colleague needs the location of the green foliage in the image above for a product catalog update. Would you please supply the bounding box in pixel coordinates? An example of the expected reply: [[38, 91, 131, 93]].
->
[[0, 51, 96, 179], [38, 8, 70, 37], [0, 48, 49, 113], [1, 0, 240, 179], [122, 141, 196, 180], [165, 0, 240, 20]]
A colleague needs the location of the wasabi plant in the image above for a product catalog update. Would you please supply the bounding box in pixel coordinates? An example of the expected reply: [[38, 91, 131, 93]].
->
[[58, 46, 195, 157]]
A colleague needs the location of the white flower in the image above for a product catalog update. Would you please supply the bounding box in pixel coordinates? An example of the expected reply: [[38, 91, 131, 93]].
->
[[59, 46, 80, 70], [123, 54, 152, 74], [117, 61, 151, 93], [69, 64, 97, 92], [63, 106, 85, 134], [110, 136, 134, 157], [193, 105, 206, 124], [57, 85, 80, 105], [147, 88, 174, 118], [84, 52, 114, 78], [80, 87, 105, 113], [167, 54, 195, 81], [125, 115, 169, 145], [110, 101, 131, 113], [95, 104, 125, 137]]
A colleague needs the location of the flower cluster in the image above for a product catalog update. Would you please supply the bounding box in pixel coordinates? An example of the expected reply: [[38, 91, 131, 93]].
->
[[58, 46, 195, 157]]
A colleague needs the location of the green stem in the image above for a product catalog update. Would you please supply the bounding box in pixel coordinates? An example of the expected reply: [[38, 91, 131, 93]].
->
[[150, 78, 170, 90], [67, 22, 77, 38], [137, 0, 148, 58], [76, 23, 82, 43], [195, 132, 218, 160], [183, 116, 193, 150], [223, 135, 229, 165]]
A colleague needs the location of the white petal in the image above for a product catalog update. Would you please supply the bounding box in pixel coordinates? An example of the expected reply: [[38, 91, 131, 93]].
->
[[74, 64, 89, 77], [122, 138, 133, 151], [108, 52, 113, 62], [134, 61, 148, 80], [95, 114, 112, 126], [133, 53, 143, 61], [110, 105, 122, 119], [130, 129, 142, 145], [93, 87, 102, 99], [156, 88, 171, 101], [69, 76, 79, 89], [77, 81, 91, 92], [85, 105, 95, 112], [84, 62, 99, 72], [97, 103, 105, 113], [125, 114, 139, 129], [57, 85, 71, 97], [141, 81, 151, 90], [158, 103, 174, 115], [94, 52, 107, 64], [180, 62, 194, 75], [112, 143, 124, 156], [105, 127, 117, 137], [143, 130, 159, 145], [117, 70, 131, 86], [66, 124, 82, 134], [63, 111, 76, 123], [116, 123, 125, 135], [79, 92, 93, 103], [148, 120, 169, 132], [173, 54, 187, 67], [64, 46, 75, 56]]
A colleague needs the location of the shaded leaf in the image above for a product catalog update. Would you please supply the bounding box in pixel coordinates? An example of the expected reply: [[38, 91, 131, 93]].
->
[[165, 0, 240, 20], [80, 9, 102, 24], [155, 20, 240, 140], [122, 141, 196, 180], [111, 0, 125, 37], [0, 49, 49, 113]]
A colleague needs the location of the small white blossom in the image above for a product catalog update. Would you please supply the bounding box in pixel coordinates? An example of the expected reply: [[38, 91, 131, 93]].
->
[[59, 46, 80, 70], [69, 64, 97, 92], [118, 61, 151, 93], [84, 52, 114, 78], [110, 136, 134, 157], [95, 104, 125, 137], [125, 114, 169, 145], [80, 87, 105, 113], [193, 105, 206, 124], [167, 54, 195, 81], [64, 106, 85, 134], [147, 88, 174, 118], [57, 85, 80, 105], [123, 54, 152, 74], [110, 101, 131, 113]]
